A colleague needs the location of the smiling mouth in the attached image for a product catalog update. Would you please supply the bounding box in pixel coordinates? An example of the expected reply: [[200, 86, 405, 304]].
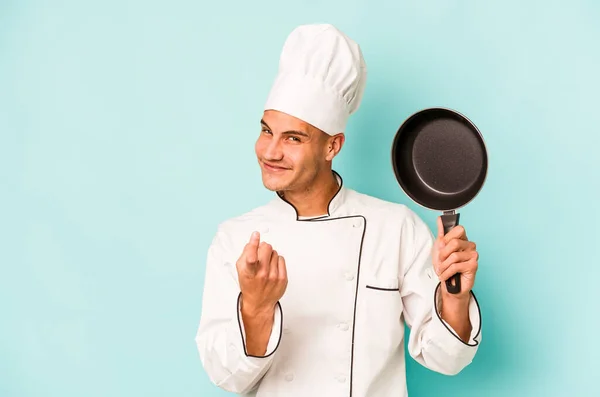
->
[[262, 162, 289, 171]]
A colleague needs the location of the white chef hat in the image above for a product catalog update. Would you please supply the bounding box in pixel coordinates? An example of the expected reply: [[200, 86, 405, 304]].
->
[[264, 24, 367, 135]]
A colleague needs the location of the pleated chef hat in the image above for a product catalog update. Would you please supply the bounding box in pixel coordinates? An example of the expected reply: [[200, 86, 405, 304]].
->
[[264, 24, 367, 135]]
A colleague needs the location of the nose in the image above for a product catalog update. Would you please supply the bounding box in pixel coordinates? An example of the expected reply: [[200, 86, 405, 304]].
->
[[264, 137, 283, 161]]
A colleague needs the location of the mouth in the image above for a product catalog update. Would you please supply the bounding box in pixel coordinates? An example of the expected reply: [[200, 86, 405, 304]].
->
[[262, 161, 290, 172]]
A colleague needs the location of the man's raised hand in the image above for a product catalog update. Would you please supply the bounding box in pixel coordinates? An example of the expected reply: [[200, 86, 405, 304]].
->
[[236, 231, 288, 316]]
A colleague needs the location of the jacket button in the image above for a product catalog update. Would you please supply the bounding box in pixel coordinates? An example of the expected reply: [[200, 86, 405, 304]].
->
[[338, 323, 349, 331], [337, 375, 346, 383], [285, 373, 294, 382], [345, 272, 355, 281]]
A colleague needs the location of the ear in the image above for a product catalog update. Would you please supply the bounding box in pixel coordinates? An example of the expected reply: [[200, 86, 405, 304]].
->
[[325, 133, 345, 161]]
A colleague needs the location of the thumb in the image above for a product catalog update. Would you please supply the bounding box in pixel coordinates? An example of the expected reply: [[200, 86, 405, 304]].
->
[[435, 218, 445, 254], [437, 216, 445, 239], [249, 230, 260, 245], [245, 231, 260, 265]]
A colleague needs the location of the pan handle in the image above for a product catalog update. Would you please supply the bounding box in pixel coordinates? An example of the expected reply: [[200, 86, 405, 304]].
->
[[441, 212, 461, 294]]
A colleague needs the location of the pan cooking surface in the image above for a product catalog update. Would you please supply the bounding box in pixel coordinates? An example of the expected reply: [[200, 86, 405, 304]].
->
[[391, 108, 488, 211], [412, 117, 485, 194]]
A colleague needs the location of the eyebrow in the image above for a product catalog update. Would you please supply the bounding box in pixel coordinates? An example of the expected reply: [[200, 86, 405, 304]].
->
[[261, 119, 310, 137]]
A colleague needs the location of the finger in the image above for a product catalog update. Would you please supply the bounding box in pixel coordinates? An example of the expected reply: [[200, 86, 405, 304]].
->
[[257, 241, 273, 277], [442, 225, 468, 244], [439, 258, 478, 282], [269, 250, 279, 281], [437, 216, 444, 239], [249, 230, 260, 247], [244, 231, 261, 265], [439, 239, 476, 262], [433, 237, 446, 265], [278, 256, 287, 283], [436, 251, 476, 276]]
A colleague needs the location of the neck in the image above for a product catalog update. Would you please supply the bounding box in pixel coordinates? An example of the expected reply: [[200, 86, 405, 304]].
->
[[280, 170, 340, 217]]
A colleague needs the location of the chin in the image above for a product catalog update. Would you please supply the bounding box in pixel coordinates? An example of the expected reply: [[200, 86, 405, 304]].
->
[[261, 172, 291, 192]]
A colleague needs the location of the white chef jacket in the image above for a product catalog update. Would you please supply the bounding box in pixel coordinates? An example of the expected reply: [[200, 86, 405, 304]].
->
[[195, 171, 481, 397]]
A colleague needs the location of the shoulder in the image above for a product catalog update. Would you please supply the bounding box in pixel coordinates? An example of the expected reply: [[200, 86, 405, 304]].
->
[[346, 188, 422, 222], [345, 187, 433, 239]]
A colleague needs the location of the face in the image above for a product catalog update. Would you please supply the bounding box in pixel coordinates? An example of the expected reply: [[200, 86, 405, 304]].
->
[[255, 110, 344, 192]]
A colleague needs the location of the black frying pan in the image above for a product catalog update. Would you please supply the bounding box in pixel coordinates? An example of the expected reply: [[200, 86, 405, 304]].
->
[[391, 107, 488, 294]]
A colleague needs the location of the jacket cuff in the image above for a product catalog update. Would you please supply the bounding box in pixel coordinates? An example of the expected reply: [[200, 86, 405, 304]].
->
[[431, 282, 482, 356], [235, 292, 283, 358]]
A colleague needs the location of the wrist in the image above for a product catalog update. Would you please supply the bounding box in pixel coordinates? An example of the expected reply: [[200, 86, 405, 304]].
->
[[440, 289, 470, 314], [240, 297, 276, 319], [439, 287, 473, 342], [441, 290, 470, 304]]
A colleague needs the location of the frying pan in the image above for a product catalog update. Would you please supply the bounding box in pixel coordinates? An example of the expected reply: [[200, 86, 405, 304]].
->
[[391, 107, 488, 294]]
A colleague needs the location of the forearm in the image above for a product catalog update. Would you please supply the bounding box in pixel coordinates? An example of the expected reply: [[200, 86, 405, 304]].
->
[[439, 291, 472, 343], [240, 298, 277, 356], [196, 293, 282, 394], [197, 229, 284, 393]]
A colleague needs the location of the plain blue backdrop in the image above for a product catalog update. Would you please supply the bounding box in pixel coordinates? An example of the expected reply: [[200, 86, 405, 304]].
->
[[1, 0, 599, 396]]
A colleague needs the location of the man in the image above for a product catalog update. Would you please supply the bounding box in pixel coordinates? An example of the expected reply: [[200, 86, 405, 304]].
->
[[195, 24, 481, 397]]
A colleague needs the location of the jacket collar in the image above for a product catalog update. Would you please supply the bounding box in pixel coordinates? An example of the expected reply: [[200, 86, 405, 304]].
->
[[268, 170, 348, 221]]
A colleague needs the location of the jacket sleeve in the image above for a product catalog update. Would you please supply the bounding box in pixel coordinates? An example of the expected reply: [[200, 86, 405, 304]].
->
[[195, 226, 283, 394], [399, 213, 482, 376]]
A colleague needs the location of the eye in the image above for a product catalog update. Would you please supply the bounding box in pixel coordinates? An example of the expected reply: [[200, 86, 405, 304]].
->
[[287, 136, 300, 142], [261, 128, 272, 135]]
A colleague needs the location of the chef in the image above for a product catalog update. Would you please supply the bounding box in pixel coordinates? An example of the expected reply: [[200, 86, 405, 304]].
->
[[195, 23, 482, 397]]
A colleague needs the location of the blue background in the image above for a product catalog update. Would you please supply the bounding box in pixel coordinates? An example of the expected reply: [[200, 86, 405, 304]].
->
[[2, 0, 598, 396]]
